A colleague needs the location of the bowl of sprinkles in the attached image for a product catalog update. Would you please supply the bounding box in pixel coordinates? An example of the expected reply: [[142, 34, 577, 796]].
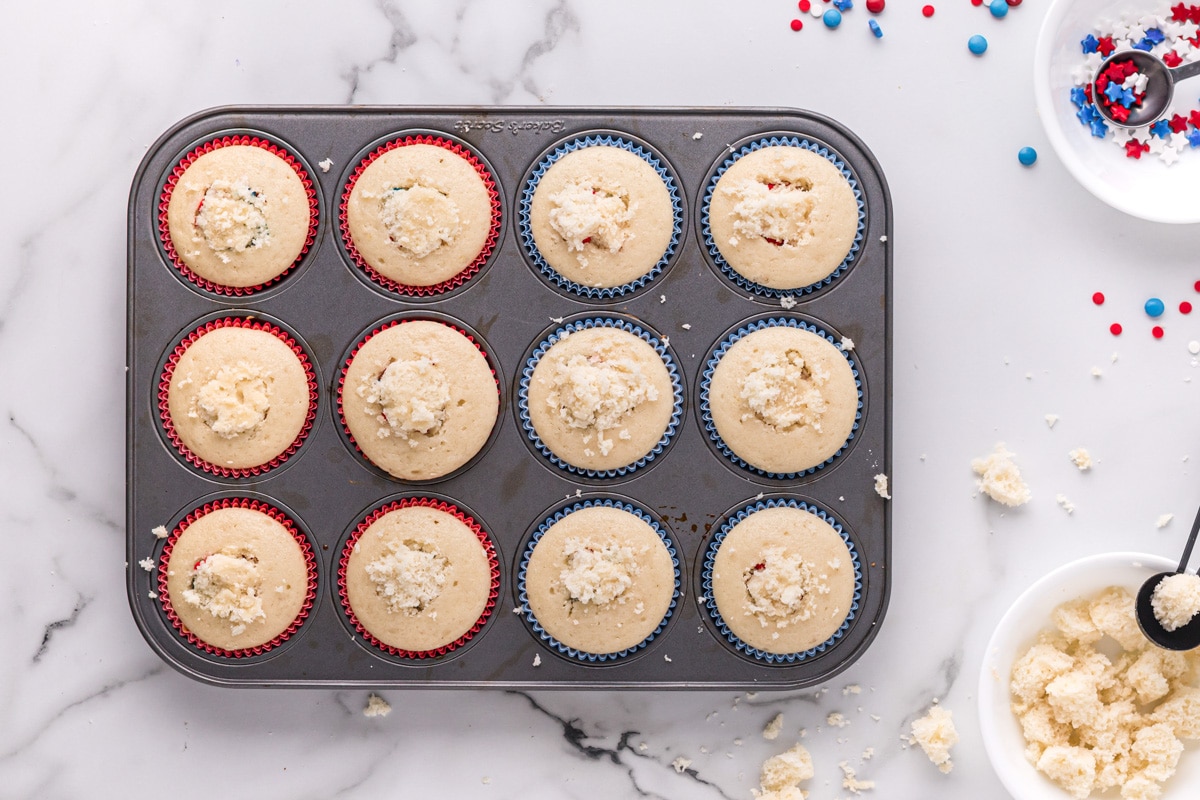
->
[[1035, 0, 1200, 223]]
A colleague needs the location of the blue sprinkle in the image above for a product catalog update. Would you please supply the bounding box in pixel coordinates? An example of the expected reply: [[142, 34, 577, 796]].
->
[[1089, 117, 1109, 138], [1151, 119, 1171, 138], [1120, 87, 1136, 108], [989, 0, 1009, 18], [1081, 34, 1100, 54], [1188, 129, 1200, 148], [869, 19, 882, 38], [834, 0, 853, 10], [1070, 87, 1089, 108], [1145, 28, 1165, 44], [1018, 147, 1038, 166], [1145, 297, 1165, 318], [1077, 104, 1097, 126], [968, 34, 988, 55], [1104, 81, 1125, 104], [1132, 38, 1154, 51], [823, 8, 842, 28]]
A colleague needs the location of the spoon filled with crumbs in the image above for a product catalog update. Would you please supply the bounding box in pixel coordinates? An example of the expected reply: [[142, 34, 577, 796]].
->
[[1136, 500, 1200, 650]]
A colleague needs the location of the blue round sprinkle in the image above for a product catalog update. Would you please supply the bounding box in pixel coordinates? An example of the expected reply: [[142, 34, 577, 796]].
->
[[1145, 297, 1165, 318], [989, 0, 1009, 18], [968, 35, 988, 55], [823, 8, 842, 28], [869, 19, 883, 38], [1018, 146, 1038, 166]]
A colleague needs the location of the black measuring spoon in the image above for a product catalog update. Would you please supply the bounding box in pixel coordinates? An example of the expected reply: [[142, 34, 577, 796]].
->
[[1135, 501, 1200, 650], [1092, 50, 1200, 129]]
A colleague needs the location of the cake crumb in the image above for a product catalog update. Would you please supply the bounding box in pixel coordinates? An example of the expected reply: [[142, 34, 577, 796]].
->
[[1091, 366, 1103, 377], [532, 653, 541, 667], [363, 694, 391, 718], [827, 712, 849, 728], [148, 591, 157, 599], [1055, 494, 1075, 515], [1045, 414, 1059, 429], [763, 712, 784, 740], [672, 756, 692, 773], [843, 684, 862, 696], [664, 654, 672, 662], [971, 443, 1031, 507], [681, 323, 691, 330], [873, 473, 891, 500], [152, 525, 169, 539], [138, 557, 155, 572], [910, 704, 957, 774], [839, 760, 875, 793], [1151, 572, 1200, 631], [780, 295, 797, 310], [318, 157, 333, 173], [693, 132, 703, 140], [660, 294, 666, 304], [754, 743, 813, 798], [1157, 514, 1174, 529], [481, 776, 491, 785], [1068, 448, 1092, 471], [840, 336, 855, 352]]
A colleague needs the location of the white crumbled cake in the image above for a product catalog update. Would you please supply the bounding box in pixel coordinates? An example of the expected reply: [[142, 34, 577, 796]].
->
[[763, 712, 784, 740], [873, 473, 890, 500], [1068, 448, 1093, 471], [1010, 585, 1200, 799], [559, 536, 640, 606], [910, 704, 958, 774], [363, 693, 391, 718], [181, 547, 267, 637], [971, 443, 1032, 507], [193, 361, 272, 438], [753, 743, 814, 800], [364, 539, 449, 614], [1151, 573, 1200, 632], [378, 184, 462, 259], [193, 179, 272, 262], [546, 179, 636, 265], [360, 355, 451, 445], [838, 760, 874, 793]]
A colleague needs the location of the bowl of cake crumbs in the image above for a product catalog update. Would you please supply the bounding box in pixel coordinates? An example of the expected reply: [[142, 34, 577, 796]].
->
[[979, 552, 1200, 800], [1034, 0, 1200, 223]]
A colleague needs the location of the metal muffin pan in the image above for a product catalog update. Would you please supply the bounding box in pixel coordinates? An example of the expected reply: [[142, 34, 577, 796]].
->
[[126, 106, 892, 689]]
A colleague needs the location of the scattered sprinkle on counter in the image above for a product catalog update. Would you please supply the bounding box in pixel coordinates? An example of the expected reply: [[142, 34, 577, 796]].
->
[[1092, 291, 1105, 305], [1146, 297, 1166, 317], [1189, 340, 1200, 355], [1157, 513, 1174, 528], [1018, 146, 1037, 166], [866, 0, 884, 12], [1181, 301, 1193, 314], [798, 0, 811, 12], [968, 34, 988, 55], [1056, 494, 1076, 514], [363, 693, 392, 717], [1110, 322, 1123, 336], [1153, 325, 1165, 339], [790, 18, 804, 31], [869, 19, 883, 38], [988, 0, 1008, 18], [824, 8, 842, 28], [922, 4, 935, 17]]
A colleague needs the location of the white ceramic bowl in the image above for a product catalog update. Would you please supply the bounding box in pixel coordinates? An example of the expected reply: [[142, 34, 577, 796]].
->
[[1034, 0, 1200, 223], [978, 551, 1200, 799]]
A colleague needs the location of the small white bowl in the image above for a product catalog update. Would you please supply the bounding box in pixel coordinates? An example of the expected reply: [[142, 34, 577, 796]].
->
[[978, 551, 1200, 799], [1034, 0, 1200, 224]]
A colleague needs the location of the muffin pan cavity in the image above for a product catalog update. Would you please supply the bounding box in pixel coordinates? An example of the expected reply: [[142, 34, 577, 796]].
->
[[128, 106, 891, 689]]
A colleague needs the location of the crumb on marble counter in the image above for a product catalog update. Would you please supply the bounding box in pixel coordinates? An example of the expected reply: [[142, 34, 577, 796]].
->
[[363, 693, 391, 718]]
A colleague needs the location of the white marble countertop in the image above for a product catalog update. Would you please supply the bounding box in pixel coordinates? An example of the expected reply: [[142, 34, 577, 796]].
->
[[4, 1, 1200, 797]]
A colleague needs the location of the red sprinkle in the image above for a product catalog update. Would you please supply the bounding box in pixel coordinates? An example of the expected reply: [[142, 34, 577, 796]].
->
[[1007, 0, 1022, 6], [790, 18, 804, 31], [1092, 292, 1105, 305], [1153, 326, 1165, 339], [1182, 301, 1194, 314], [1110, 323, 1123, 336], [971, 0, 982, 5], [799, 0, 811, 11], [1194, 280, 1200, 292], [923, 4, 935, 17], [867, 0, 885, 11]]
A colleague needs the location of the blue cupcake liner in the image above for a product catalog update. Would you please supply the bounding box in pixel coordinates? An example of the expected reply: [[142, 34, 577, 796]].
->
[[518, 135, 683, 300], [698, 316, 862, 480], [699, 135, 866, 299], [518, 317, 683, 479], [517, 498, 681, 663], [701, 497, 862, 665]]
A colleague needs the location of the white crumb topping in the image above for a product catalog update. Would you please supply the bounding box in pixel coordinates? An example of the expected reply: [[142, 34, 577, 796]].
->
[[365, 539, 448, 614], [741, 347, 831, 431], [192, 361, 271, 438], [360, 356, 450, 444], [363, 693, 391, 717], [743, 546, 827, 627], [910, 705, 958, 774], [971, 443, 1031, 507], [560, 536, 643, 606], [763, 712, 784, 740], [873, 473, 890, 500], [318, 158, 333, 173], [547, 179, 635, 266], [724, 179, 819, 249], [379, 184, 460, 258], [181, 547, 267, 635], [138, 557, 155, 572], [1151, 573, 1200, 631], [153, 525, 169, 539], [1068, 448, 1092, 471], [194, 179, 271, 261], [543, 342, 659, 455]]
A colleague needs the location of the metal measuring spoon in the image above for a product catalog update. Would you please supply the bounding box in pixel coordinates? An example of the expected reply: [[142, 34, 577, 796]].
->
[[1135, 501, 1200, 650], [1091, 50, 1200, 129]]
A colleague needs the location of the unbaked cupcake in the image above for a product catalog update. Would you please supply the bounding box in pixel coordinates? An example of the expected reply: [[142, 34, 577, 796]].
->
[[519, 318, 681, 478], [518, 499, 679, 662], [160, 317, 317, 478], [339, 318, 500, 481], [159, 498, 317, 656], [338, 498, 499, 657], [160, 135, 318, 294], [702, 498, 860, 662], [701, 318, 860, 478], [702, 137, 863, 296], [341, 134, 501, 295], [520, 135, 681, 298]]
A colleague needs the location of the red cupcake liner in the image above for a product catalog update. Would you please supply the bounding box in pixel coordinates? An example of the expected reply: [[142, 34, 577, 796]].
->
[[158, 316, 318, 479], [157, 497, 318, 659], [158, 134, 319, 296], [335, 317, 499, 473], [339, 134, 502, 297], [337, 497, 500, 659]]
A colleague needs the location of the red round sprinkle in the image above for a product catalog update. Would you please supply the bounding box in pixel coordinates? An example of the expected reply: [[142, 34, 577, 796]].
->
[[1194, 280, 1200, 292], [799, 0, 811, 11], [1110, 323, 1123, 336], [790, 18, 803, 30], [1182, 301, 1193, 314], [971, 0, 983, 5], [1092, 292, 1105, 305], [1007, 0, 1022, 5], [922, 4, 935, 16], [1153, 326, 1165, 339], [866, 0, 885, 12]]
